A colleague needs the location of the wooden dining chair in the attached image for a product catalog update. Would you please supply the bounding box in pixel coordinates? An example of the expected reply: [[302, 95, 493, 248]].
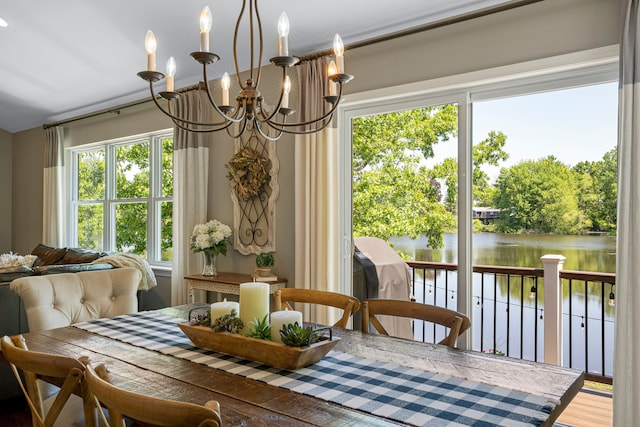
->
[[84, 363, 222, 427], [274, 288, 360, 328], [1, 335, 96, 427], [362, 299, 470, 348]]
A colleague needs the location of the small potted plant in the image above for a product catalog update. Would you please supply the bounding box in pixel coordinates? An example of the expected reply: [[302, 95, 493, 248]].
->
[[255, 252, 274, 277]]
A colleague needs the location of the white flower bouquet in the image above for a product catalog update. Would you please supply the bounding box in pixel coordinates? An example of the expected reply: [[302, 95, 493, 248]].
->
[[190, 219, 233, 256]]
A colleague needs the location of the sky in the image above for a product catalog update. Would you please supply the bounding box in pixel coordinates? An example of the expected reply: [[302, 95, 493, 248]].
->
[[430, 81, 619, 182]]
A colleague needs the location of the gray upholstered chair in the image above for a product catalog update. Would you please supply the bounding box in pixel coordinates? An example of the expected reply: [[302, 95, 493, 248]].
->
[[10, 267, 141, 332], [7, 268, 140, 426]]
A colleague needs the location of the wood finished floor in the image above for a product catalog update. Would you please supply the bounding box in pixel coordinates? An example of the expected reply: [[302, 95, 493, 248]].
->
[[557, 386, 613, 427], [0, 387, 612, 426]]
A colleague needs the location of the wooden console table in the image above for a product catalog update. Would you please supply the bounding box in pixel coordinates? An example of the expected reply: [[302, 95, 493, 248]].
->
[[185, 272, 287, 303]]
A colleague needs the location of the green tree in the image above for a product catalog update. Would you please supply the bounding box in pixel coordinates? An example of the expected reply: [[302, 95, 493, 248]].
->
[[432, 130, 509, 211], [472, 131, 509, 206], [353, 107, 456, 248], [493, 156, 589, 234], [76, 138, 173, 259], [352, 106, 509, 248], [77, 149, 105, 250], [573, 146, 617, 232], [115, 142, 150, 255]]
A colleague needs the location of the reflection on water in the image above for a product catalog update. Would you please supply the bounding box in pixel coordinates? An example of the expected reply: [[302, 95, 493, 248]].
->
[[389, 232, 616, 377]]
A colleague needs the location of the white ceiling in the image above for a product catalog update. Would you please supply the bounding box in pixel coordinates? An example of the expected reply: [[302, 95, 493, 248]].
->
[[0, 0, 513, 133]]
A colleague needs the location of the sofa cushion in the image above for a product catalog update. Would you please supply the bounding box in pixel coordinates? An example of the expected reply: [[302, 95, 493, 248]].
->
[[10, 268, 141, 332], [61, 247, 107, 265], [33, 262, 114, 276], [31, 244, 68, 266]]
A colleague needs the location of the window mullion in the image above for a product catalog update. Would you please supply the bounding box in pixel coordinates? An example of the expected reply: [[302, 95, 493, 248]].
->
[[105, 144, 115, 252], [148, 136, 159, 262]]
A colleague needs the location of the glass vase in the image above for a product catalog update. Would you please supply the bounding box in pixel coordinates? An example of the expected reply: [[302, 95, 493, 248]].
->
[[202, 252, 217, 277]]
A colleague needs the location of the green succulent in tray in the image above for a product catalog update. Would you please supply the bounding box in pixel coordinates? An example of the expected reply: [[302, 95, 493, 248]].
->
[[279, 322, 320, 347], [211, 309, 244, 334], [247, 314, 272, 340], [191, 311, 211, 327]]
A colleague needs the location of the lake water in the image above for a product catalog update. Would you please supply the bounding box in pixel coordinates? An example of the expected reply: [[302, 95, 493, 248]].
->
[[389, 232, 616, 376], [390, 232, 617, 273]]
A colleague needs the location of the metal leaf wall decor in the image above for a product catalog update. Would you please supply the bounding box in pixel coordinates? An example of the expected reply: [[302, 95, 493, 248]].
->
[[228, 126, 279, 255]]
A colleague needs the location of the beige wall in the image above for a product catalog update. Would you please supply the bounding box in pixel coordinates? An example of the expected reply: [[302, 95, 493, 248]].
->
[[0, 129, 11, 252], [12, 127, 45, 255], [347, 0, 620, 95], [9, 0, 622, 303]]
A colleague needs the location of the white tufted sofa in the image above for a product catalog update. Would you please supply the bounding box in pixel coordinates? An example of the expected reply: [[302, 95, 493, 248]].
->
[[10, 267, 141, 332]]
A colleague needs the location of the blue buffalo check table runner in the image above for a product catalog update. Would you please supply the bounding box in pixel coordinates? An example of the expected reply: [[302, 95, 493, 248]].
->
[[74, 312, 555, 426]]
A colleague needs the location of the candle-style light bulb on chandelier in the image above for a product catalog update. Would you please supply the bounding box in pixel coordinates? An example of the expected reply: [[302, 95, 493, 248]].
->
[[137, 1, 354, 141]]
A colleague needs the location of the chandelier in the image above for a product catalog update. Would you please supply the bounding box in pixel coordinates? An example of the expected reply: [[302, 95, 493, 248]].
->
[[137, 1, 354, 141]]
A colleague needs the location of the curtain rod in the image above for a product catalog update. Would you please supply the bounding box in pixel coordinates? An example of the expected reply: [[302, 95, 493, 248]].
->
[[42, 82, 201, 129], [298, 0, 544, 62], [45, 0, 543, 129]]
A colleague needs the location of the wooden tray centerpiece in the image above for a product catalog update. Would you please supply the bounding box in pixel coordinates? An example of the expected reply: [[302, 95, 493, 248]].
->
[[178, 316, 339, 370]]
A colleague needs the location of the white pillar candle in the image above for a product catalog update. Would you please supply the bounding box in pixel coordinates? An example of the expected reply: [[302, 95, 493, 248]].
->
[[239, 282, 270, 334], [270, 309, 303, 343], [210, 298, 239, 322]]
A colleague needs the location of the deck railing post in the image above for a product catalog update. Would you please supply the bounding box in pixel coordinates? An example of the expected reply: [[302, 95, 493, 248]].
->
[[541, 254, 566, 365]]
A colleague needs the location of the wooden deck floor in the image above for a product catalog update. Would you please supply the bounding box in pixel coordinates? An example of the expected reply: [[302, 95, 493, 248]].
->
[[557, 386, 612, 427]]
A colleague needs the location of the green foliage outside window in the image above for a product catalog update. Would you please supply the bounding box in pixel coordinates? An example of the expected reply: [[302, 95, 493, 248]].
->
[[494, 148, 617, 234], [352, 105, 509, 249], [352, 105, 616, 250], [75, 134, 173, 261]]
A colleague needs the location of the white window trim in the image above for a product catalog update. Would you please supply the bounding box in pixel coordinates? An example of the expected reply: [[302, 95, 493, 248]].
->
[[337, 45, 619, 349], [67, 129, 173, 266]]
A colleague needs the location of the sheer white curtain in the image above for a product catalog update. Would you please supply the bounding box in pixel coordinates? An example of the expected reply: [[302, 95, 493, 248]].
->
[[294, 57, 341, 325], [42, 126, 66, 247], [614, 1, 640, 424], [171, 91, 210, 305]]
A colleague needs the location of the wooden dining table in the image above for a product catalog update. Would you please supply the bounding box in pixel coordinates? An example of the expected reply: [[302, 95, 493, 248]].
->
[[7, 305, 583, 426]]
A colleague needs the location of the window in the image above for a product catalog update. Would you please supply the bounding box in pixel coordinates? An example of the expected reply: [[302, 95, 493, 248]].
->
[[338, 47, 618, 315], [69, 130, 173, 264]]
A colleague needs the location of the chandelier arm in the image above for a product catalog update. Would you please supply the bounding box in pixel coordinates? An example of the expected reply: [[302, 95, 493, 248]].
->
[[254, 67, 289, 124], [266, 83, 343, 128], [170, 115, 234, 133], [253, 0, 263, 88], [264, 114, 334, 135], [200, 64, 245, 123], [233, 0, 247, 89], [226, 116, 250, 139], [165, 97, 236, 129], [146, 82, 232, 128], [254, 118, 284, 142]]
